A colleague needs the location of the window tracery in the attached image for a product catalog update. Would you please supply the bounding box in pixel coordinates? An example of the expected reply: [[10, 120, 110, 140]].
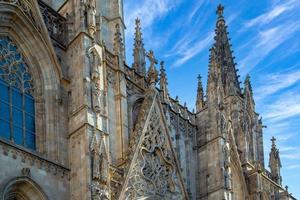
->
[[0, 37, 36, 150]]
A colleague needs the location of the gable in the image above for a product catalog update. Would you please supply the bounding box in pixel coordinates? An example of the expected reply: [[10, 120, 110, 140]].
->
[[119, 89, 187, 200]]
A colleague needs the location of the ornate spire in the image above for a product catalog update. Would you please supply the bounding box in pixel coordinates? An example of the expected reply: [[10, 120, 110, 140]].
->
[[207, 4, 241, 97], [196, 74, 204, 112], [159, 61, 169, 102], [146, 50, 158, 86], [113, 24, 124, 58], [269, 136, 282, 185], [244, 74, 255, 109], [132, 18, 146, 76]]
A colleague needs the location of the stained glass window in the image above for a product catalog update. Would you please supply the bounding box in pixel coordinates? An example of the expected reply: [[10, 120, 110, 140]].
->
[[0, 36, 35, 150]]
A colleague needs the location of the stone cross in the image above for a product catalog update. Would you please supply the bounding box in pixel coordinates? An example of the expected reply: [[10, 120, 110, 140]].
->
[[271, 136, 276, 144], [197, 74, 202, 82], [216, 4, 224, 17], [271, 136, 277, 149], [147, 50, 158, 67]]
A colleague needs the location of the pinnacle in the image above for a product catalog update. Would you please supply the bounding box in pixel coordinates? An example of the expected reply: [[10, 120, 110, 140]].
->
[[133, 18, 146, 75], [146, 50, 158, 85]]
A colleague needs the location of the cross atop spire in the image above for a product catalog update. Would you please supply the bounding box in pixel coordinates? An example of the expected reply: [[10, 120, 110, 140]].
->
[[196, 74, 205, 112], [271, 136, 276, 148], [197, 74, 202, 84], [216, 4, 224, 18]]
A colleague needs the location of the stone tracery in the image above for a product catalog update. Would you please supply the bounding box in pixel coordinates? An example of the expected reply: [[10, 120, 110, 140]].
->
[[122, 95, 185, 199]]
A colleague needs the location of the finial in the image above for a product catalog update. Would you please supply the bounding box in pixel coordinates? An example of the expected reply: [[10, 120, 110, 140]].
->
[[134, 18, 142, 40], [271, 136, 277, 149], [216, 4, 224, 18], [135, 17, 141, 26], [146, 50, 158, 85], [245, 74, 251, 85], [197, 74, 202, 84], [246, 74, 250, 81], [271, 136, 276, 146]]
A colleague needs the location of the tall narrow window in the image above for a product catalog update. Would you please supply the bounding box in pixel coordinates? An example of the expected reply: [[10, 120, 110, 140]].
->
[[0, 37, 35, 150]]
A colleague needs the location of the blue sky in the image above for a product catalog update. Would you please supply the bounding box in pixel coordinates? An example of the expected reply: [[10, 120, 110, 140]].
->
[[123, 0, 300, 197]]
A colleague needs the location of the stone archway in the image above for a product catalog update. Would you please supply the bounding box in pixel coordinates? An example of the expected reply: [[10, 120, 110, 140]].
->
[[2, 177, 48, 200]]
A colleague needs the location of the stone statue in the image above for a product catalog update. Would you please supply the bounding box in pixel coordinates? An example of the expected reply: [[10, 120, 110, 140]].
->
[[88, 46, 102, 113]]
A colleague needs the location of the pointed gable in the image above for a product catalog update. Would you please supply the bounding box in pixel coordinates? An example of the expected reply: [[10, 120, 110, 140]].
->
[[119, 88, 187, 199]]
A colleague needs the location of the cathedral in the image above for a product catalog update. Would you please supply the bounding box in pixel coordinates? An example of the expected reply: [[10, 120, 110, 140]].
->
[[0, 0, 296, 199]]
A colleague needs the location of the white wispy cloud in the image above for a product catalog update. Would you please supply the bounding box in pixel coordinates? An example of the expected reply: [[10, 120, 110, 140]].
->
[[187, 0, 206, 21], [255, 68, 300, 100], [169, 13, 237, 68], [277, 134, 295, 142], [239, 21, 300, 74], [281, 153, 300, 160], [280, 146, 298, 152], [124, 0, 179, 37], [263, 91, 300, 122], [172, 31, 214, 67], [286, 163, 300, 169], [245, 0, 300, 27]]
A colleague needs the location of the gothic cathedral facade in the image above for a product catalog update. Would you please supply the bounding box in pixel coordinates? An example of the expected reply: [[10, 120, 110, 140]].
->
[[0, 0, 296, 200]]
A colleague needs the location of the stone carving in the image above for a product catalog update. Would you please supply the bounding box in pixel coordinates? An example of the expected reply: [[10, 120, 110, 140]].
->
[[107, 68, 116, 86], [0, 141, 69, 178], [223, 143, 232, 190], [38, 0, 67, 45], [1, 0, 41, 31], [21, 168, 31, 177], [88, 45, 105, 114], [121, 90, 184, 199], [91, 132, 109, 200]]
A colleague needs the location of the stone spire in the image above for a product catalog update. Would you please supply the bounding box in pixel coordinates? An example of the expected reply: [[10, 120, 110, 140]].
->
[[269, 136, 282, 185], [196, 74, 204, 112], [132, 18, 146, 76], [207, 4, 241, 97], [159, 61, 169, 102], [146, 50, 158, 87], [113, 23, 124, 59], [244, 74, 255, 110]]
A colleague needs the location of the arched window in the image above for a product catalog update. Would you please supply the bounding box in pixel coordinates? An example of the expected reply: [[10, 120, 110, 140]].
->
[[0, 37, 35, 150]]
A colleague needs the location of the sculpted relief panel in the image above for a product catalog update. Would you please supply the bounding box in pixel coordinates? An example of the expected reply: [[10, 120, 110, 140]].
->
[[122, 99, 185, 200]]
